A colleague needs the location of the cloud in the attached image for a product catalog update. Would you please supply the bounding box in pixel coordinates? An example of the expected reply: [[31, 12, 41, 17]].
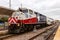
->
[[0, 0, 60, 20], [0, 0, 9, 7]]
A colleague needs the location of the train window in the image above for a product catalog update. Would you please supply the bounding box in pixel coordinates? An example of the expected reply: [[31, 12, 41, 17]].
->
[[16, 13, 19, 16], [27, 14, 32, 18], [23, 9, 28, 13], [40, 16, 46, 21], [29, 10, 33, 14], [15, 12, 19, 16], [25, 13, 28, 18], [12, 12, 21, 17]]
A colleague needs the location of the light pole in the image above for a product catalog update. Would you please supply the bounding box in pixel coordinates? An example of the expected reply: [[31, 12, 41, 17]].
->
[[9, 0, 11, 9]]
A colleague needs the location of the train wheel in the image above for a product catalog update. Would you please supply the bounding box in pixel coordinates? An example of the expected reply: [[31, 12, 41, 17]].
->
[[8, 27, 13, 33], [24, 25, 29, 31], [8, 29, 15, 34], [36, 25, 41, 29], [24, 24, 34, 31], [8, 30, 12, 33], [30, 25, 34, 31], [20, 27, 25, 33], [28, 25, 32, 31], [26, 24, 34, 31], [14, 29, 20, 33]]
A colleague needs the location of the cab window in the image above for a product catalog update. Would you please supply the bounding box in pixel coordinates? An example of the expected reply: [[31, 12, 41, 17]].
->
[[29, 10, 33, 15], [24, 13, 28, 18]]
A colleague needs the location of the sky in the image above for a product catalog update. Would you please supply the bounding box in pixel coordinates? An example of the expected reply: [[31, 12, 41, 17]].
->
[[0, 0, 60, 20]]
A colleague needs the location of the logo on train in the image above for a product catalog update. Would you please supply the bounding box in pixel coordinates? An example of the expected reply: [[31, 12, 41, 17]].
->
[[8, 17, 17, 24]]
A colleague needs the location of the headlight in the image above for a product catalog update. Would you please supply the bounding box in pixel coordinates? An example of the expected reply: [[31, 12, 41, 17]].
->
[[17, 24, 20, 26]]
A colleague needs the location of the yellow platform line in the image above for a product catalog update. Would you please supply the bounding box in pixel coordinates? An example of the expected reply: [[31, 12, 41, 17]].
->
[[53, 26, 60, 40]]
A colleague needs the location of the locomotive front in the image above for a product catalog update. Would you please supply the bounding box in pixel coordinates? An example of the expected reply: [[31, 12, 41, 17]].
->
[[8, 8, 42, 33], [8, 11, 25, 33]]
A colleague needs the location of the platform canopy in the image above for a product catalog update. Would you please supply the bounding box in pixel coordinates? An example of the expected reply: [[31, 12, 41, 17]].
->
[[0, 7, 15, 16]]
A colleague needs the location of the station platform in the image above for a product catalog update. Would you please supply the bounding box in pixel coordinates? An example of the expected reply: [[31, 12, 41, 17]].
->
[[53, 26, 60, 40], [0, 30, 8, 35]]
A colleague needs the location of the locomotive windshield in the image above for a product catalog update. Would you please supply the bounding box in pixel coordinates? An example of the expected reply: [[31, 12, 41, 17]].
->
[[22, 9, 32, 18], [12, 11, 21, 17], [22, 9, 28, 18], [22, 9, 28, 13]]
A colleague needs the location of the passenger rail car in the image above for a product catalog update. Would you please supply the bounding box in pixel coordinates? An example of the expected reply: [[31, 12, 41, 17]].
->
[[8, 8, 52, 33]]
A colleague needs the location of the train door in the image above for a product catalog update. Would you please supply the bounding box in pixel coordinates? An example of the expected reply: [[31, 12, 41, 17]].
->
[[36, 13, 40, 22]]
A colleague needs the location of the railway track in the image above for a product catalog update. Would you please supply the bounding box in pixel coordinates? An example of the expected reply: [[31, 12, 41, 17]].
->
[[0, 23, 59, 40], [0, 34, 14, 40], [29, 23, 59, 40]]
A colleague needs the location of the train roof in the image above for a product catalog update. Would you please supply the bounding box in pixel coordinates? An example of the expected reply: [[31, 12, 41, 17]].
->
[[35, 12, 46, 17], [19, 8, 46, 16]]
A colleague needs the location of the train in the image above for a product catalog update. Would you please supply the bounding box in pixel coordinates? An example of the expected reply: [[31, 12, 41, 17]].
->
[[8, 8, 53, 33]]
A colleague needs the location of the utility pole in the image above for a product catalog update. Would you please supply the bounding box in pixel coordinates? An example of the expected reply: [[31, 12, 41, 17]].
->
[[9, 0, 11, 9], [21, 3, 22, 8]]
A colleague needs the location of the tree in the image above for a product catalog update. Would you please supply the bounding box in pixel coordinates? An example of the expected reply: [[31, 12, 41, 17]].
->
[[0, 17, 8, 22]]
